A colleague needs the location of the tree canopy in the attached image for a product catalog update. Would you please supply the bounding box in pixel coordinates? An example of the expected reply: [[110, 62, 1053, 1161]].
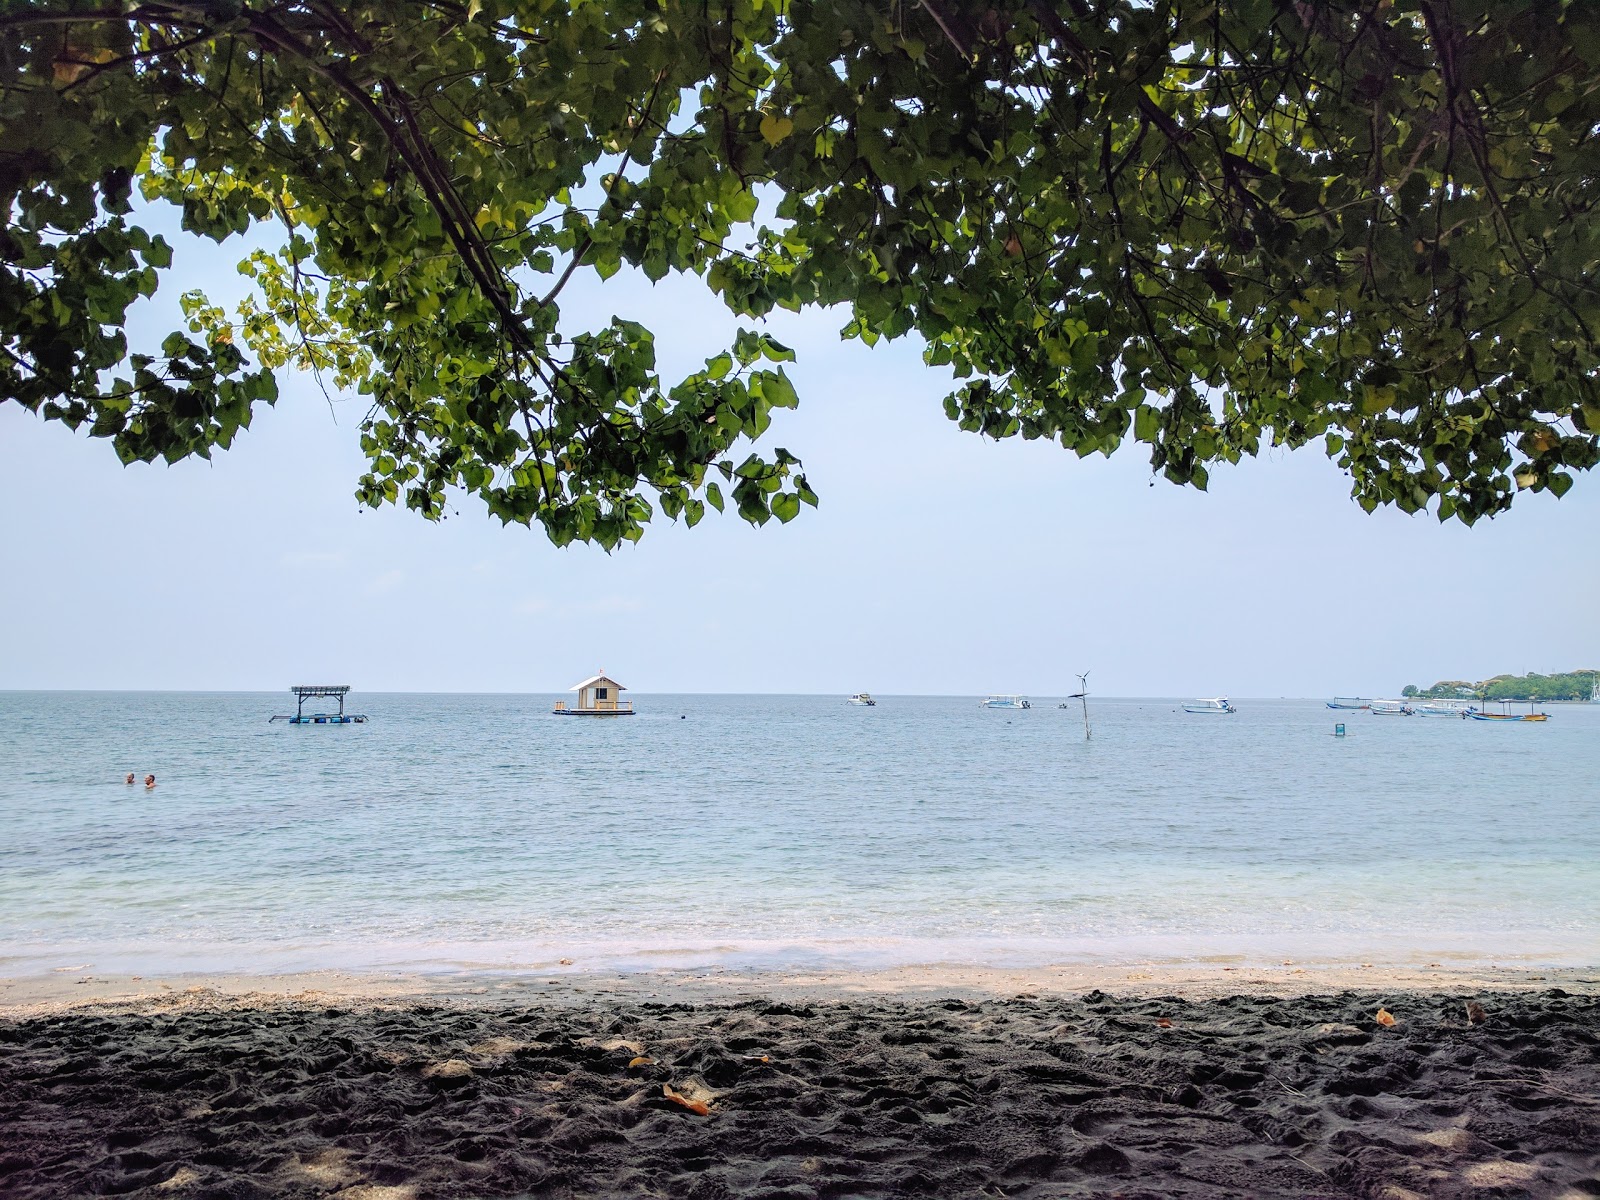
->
[[4, 0, 1598, 545], [1406, 670, 1599, 701]]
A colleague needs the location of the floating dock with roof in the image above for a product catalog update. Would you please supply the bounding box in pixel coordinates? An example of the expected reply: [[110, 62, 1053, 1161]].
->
[[270, 685, 368, 725], [553, 671, 634, 716]]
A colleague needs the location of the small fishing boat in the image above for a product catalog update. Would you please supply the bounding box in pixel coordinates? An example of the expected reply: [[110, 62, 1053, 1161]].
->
[[1469, 699, 1550, 723], [847, 693, 877, 706], [982, 695, 1031, 709], [1370, 699, 1413, 716], [1183, 697, 1236, 714], [1326, 697, 1371, 710]]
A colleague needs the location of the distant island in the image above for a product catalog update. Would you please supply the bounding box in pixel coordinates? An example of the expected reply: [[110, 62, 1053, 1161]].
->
[[1403, 670, 1600, 702]]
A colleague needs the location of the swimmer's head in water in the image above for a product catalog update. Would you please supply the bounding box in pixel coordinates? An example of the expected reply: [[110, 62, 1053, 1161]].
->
[[144, 774, 155, 787]]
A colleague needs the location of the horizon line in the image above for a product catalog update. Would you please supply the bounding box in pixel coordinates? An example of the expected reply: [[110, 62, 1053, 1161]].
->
[[0, 688, 1507, 700]]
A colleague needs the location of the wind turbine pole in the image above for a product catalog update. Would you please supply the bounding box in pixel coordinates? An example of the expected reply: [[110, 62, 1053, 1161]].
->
[[1077, 671, 1091, 741]]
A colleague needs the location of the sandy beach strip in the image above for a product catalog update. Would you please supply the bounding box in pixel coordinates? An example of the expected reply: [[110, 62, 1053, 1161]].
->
[[2, 965, 1597, 1199]]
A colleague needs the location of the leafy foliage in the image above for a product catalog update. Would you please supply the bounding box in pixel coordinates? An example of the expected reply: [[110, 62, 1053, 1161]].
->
[[4, 0, 1597, 544], [1407, 670, 1600, 701]]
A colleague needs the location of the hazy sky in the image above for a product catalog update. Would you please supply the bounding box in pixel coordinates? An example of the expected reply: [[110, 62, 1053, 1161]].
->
[[4, 210, 1597, 696]]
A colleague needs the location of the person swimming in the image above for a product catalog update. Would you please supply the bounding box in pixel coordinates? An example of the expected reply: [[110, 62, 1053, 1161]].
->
[[125, 773, 135, 785], [144, 774, 155, 789]]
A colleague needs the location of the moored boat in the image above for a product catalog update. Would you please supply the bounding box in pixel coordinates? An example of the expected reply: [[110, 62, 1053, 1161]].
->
[[1469, 699, 1550, 722], [1415, 700, 1475, 717], [981, 695, 1031, 709], [1370, 699, 1413, 716], [1183, 697, 1236, 714], [1326, 697, 1371, 710], [847, 693, 877, 706]]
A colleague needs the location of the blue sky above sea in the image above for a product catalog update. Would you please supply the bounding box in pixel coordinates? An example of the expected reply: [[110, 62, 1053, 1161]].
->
[[2, 206, 1597, 696]]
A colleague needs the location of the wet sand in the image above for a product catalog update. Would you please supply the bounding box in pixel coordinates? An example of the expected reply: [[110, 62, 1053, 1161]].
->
[[3, 968, 1598, 1198]]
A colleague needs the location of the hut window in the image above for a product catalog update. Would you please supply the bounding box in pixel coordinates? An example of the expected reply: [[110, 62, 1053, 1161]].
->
[[596, 687, 608, 699]]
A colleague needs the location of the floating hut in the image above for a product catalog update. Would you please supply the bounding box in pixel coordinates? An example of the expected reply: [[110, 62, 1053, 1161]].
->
[[553, 671, 634, 717], [270, 685, 368, 725]]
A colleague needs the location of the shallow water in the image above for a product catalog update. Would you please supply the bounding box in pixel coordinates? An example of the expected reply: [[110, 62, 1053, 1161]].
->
[[1, 692, 1596, 975]]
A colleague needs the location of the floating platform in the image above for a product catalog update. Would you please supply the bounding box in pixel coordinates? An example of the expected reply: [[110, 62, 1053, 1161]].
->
[[553, 672, 634, 716], [270, 685, 368, 725]]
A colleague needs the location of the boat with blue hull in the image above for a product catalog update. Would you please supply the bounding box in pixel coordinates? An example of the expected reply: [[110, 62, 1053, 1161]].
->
[[1470, 700, 1549, 723], [981, 696, 1031, 710]]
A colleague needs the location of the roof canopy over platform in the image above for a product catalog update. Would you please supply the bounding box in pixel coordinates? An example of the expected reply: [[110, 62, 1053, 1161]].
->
[[273, 684, 364, 723], [570, 673, 625, 692]]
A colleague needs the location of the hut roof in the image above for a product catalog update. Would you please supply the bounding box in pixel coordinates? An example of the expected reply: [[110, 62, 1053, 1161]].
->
[[570, 672, 626, 692]]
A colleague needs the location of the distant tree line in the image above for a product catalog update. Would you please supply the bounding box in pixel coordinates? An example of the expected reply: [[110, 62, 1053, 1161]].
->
[[1402, 672, 1600, 702]]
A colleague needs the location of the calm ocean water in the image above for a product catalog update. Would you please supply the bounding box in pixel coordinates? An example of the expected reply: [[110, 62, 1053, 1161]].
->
[[1, 692, 1596, 977]]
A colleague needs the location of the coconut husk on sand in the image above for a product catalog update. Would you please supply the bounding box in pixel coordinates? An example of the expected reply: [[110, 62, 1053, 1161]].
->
[[2, 987, 1598, 1199]]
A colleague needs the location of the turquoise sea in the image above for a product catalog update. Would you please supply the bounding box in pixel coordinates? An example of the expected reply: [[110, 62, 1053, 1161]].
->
[[1, 692, 1596, 977]]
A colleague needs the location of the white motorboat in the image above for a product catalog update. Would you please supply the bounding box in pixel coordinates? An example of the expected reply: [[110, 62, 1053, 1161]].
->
[[1183, 697, 1236, 714], [1415, 700, 1474, 717], [1370, 699, 1413, 716], [982, 695, 1031, 709], [847, 693, 877, 706]]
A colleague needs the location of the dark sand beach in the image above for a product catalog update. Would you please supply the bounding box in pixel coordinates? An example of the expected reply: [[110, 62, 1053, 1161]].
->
[[3, 970, 1598, 1199]]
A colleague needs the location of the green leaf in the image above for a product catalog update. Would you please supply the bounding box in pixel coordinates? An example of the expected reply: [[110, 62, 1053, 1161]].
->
[[760, 335, 796, 363], [759, 113, 795, 146], [1133, 404, 1160, 442], [761, 369, 798, 409]]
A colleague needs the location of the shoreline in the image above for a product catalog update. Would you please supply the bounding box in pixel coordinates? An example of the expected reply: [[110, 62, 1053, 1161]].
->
[[3, 960, 1594, 1018]]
